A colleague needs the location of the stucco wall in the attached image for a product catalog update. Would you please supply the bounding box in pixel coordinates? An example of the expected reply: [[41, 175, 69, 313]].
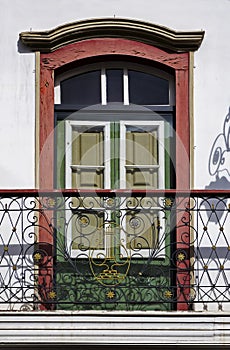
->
[[0, 0, 230, 188]]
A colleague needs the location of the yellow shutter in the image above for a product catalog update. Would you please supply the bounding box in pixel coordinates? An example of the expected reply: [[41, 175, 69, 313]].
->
[[125, 128, 159, 250], [71, 128, 104, 250], [72, 130, 104, 189], [126, 130, 158, 189]]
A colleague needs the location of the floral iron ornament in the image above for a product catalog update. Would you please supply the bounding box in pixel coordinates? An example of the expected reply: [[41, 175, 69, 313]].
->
[[88, 222, 131, 287]]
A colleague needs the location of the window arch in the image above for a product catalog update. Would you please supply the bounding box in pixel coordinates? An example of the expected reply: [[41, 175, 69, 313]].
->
[[54, 61, 175, 106], [20, 18, 204, 190]]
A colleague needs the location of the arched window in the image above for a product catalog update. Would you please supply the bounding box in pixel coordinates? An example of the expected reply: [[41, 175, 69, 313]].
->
[[55, 62, 174, 106], [54, 62, 175, 190], [20, 18, 204, 311]]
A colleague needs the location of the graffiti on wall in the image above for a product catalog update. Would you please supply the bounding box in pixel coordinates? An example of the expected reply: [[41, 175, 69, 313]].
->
[[207, 107, 230, 189], [206, 107, 230, 223]]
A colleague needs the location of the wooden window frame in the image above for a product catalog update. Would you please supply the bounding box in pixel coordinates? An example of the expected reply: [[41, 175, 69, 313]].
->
[[38, 38, 191, 310], [39, 38, 190, 190], [54, 62, 175, 106]]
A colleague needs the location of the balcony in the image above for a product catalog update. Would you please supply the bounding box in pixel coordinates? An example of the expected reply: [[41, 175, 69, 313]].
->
[[0, 189, 230, 312]]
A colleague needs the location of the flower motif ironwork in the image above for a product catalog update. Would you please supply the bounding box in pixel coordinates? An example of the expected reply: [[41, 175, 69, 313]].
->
[[47, 197, 56, 207], [48, 291, 56, 300], [106, 290, 115, 299], [129, 217, 141, 229], [177, 252, 186, 261], [164, 198, 173, 208], [164, 290, 173, 299]]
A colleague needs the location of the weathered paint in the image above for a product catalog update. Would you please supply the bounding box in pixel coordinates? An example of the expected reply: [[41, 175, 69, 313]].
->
[[39, 38, 190, 189]]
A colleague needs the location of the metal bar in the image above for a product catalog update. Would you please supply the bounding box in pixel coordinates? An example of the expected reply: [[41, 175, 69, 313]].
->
[[1, 189, 230, 196]]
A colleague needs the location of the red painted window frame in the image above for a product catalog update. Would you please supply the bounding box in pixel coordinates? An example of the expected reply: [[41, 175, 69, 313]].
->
[[39, 38, 190, 189], [39, 37, 190, 310]]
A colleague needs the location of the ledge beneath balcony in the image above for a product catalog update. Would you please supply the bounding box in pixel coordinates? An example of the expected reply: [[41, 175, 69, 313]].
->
[[0, 311, 230, 348]]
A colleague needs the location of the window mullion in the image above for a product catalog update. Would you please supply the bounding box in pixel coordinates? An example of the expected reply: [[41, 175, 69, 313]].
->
[[101, 68, 107, 105], [123, 68, 129, 105]]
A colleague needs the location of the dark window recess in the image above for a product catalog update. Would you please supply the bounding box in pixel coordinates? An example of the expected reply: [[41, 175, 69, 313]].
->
[[107, 69, 123, 103], [61, 70, 101, 105], [129, 70, 169, 105]]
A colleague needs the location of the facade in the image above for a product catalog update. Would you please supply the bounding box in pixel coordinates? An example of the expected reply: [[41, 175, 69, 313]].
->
[[1, 0, 230, 348]]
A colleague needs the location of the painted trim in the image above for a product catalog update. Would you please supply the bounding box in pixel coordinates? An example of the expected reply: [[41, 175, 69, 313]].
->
[[35, 52, 40, 188], [189, 52, 195, 189], [20, 18, 205, 53]]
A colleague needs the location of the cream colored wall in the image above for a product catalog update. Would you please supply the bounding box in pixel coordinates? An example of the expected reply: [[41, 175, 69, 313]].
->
[[0, 0, 230, 188]]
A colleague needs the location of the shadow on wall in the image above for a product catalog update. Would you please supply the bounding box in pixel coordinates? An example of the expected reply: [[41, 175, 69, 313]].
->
[[17, 39, 32, 53], [206, 107, 230, 223]]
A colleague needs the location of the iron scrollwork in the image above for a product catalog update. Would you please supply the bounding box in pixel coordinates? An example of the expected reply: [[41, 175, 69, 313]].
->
[[0, 191, 230, 311]]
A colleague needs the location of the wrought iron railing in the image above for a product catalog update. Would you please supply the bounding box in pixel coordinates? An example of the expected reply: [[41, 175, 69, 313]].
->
[[0, 189, 230, 311]]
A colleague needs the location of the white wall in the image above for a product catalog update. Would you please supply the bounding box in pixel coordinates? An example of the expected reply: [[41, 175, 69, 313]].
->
[[1, 0, 230, 188]]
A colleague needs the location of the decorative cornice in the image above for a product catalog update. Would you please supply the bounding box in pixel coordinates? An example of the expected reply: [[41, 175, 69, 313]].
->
[[20, 18, 205, 53]]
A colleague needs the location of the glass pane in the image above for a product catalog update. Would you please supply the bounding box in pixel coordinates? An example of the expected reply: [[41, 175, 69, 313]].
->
[[61, 70, 101, 105], [129, 70, 169, 105], [107, 69, 123, 102]]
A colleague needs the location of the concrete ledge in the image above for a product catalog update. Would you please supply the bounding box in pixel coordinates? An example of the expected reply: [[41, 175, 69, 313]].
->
[[0, 311, 230, 346]]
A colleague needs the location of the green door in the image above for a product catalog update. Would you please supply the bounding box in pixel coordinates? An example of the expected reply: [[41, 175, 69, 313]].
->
[[54, 65, 175, 310], [54, 115, 173, 311]]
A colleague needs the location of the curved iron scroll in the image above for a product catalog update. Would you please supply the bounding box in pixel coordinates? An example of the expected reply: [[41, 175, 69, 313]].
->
[[0, 190, 229, 311]]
